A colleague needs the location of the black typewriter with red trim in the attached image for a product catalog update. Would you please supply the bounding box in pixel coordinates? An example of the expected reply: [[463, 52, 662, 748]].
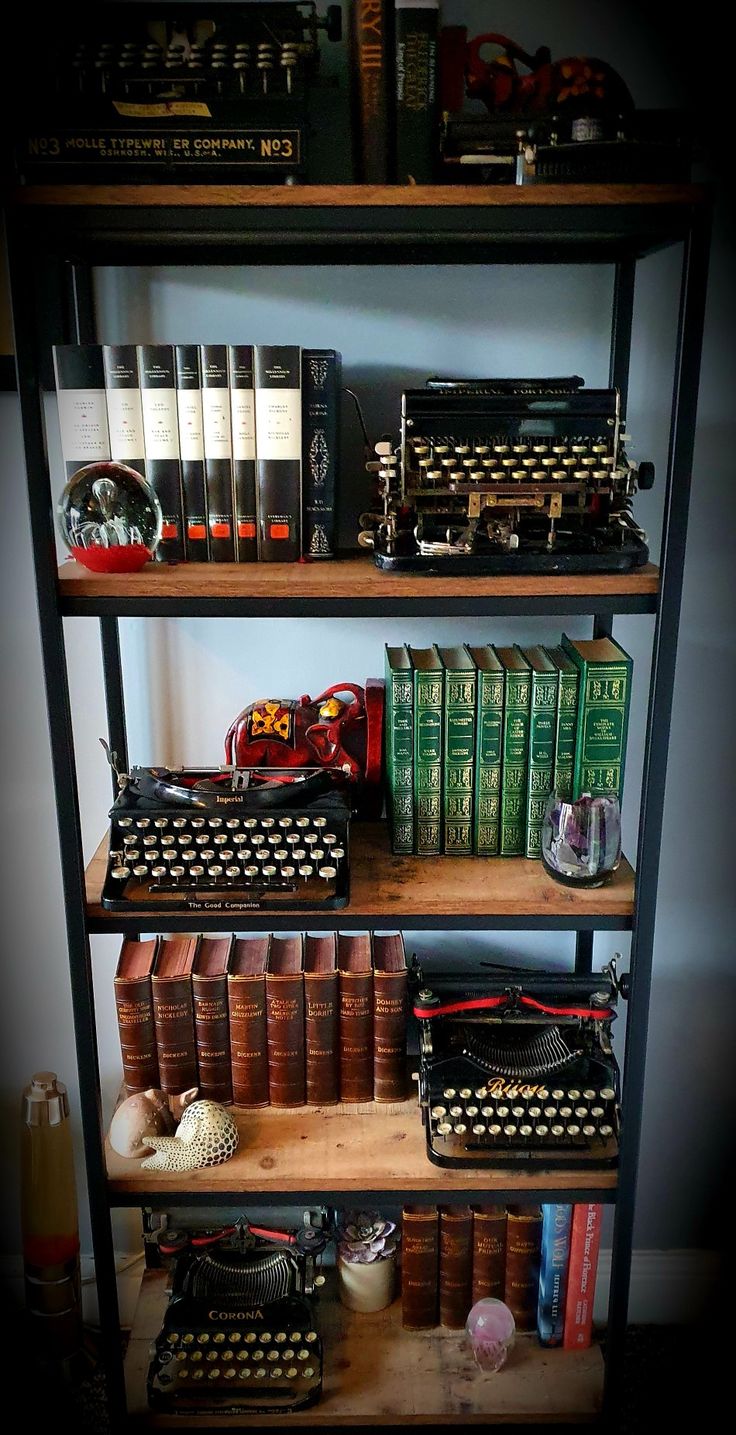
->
[[148, 1217, 326, 1414], [412, 960, 624, 1169]]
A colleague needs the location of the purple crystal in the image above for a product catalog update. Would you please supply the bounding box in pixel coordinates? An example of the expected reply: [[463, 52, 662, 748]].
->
[[541, 792, 621, 887]]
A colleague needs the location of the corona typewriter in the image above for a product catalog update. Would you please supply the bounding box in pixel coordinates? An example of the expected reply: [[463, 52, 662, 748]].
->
[[148, 1218, 326, 1414], [358, 377, 654, 575], [12, 2, 342, 184], [412, 960, 624, 1169], [100, 747, 350, 913]]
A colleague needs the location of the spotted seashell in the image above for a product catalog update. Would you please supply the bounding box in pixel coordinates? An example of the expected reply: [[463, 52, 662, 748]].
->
[[140, 1099, 239, 1172], [109, 1088, 176, 1159]]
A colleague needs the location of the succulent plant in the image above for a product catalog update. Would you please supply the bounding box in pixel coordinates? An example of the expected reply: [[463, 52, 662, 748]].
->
[[336, 1209, 400, 1264]]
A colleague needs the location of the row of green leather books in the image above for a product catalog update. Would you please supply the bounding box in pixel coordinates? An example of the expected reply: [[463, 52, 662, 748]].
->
[[384, 634, 633, 859]]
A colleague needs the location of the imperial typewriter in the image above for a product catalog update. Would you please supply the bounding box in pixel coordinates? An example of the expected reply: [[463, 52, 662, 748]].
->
[[148, 1217, 326, 1414], [12, 2, 342, 184], [358, 377, 654, 575], [412, 961, 624, 1169], [100, 748, 350, 913]]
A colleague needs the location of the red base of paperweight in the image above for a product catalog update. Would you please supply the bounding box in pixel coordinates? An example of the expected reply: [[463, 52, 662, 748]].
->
[[69, 544, 153, 573]]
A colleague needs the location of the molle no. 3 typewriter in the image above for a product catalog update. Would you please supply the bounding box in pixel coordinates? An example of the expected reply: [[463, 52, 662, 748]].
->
[[413, 961, 624, 1169], [12, 3, 342, 184], [148, 1219, 326, 1414], [100, 747, 350, 913], [359, 376, 654, 575]]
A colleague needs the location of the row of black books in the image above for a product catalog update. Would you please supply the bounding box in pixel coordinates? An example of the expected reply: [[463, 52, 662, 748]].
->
[[114, 931, 408, 1111], [352, 1, 440, 183], [53, 342, 341, 564], [385, 635, 633, 858], [401, 1203, 603, 1349]]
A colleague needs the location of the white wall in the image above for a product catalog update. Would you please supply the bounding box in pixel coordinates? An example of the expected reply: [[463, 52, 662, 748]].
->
[[1, 2, 733, 1298]]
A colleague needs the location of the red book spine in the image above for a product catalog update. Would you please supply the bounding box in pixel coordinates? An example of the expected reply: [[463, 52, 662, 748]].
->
[[471, 1206, 507, 1305], [151, 975, 197, 1095], [439, 1205, 473, 1328], [563, 1204, 603, 1349], [401, 1205, 439, 1329], [504, 1205, 543, 1332], [114, 974, 159, 1094], [266, 973, 305, 1106], [228, 975, 269, 1107], [192, 972, 232, 1104]]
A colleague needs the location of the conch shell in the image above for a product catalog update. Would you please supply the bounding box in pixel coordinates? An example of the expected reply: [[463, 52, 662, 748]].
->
[[140, 1099, 239, 1172], [108, 1087, 198, 1159]]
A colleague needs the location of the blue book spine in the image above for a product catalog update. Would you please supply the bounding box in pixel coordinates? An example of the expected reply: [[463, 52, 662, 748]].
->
[[537, 1204, 573, 1346]]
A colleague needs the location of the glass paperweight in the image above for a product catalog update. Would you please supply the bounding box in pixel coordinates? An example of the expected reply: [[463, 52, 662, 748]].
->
[[58, 461, 162, 573], [541, 792, 622, 888], [465, 1299, 515, 1373]]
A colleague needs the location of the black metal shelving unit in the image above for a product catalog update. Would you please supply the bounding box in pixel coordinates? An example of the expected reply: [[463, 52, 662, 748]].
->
[[4, 183, 711, 1428]]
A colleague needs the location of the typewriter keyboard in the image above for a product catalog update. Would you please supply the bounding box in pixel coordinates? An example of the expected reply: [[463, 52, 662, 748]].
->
[[149, 1323, 322, 1411], [425, 1073, 619, 1168], [102, 810, 349, 912], [405, 435, 621, 492]]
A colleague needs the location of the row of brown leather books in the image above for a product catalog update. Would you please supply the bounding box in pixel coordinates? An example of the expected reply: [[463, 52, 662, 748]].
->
[[114, 931, 408, 1108], [401, 1205, 543, 1332]]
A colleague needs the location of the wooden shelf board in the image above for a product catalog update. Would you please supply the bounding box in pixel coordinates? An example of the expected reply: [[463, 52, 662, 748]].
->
[[106, 1093, 617, 1199], [11, 182, 705, 210], [125, 1269, 603, 1426], [86, 825, 635, 933], [58, 556, 659, 615]]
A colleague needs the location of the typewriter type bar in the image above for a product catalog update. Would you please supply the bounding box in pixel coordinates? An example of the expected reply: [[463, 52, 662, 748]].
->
[[101, 769, 350, 913], [148, 1246, 323, 1414], [413, 967, 622, 1170], [359, 377, 654, 575]]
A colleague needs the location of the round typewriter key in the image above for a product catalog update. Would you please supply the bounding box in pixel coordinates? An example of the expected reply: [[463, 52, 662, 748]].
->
[[206, 1350, 218, 1362], [192, 1369, 204, 1381], [600, 1124, 614, 1139], [260, 817, 275, 830], [260, 1331, 272, 1344], [536, 1124, 549, 1139], [178, 1368, 189, 1378], [575, 1107, 588, 1120], [453, 1123, 467, 1136], [270, 1367, 283, 1379], [537, 1088, 549, 1100], [551, 1089, 564, 1101], [267, 1349, 279, 1361], [224, 1368, 236, 1379], [286, 832, 300, 846], [214, 833, 228, 846], [592, 469, 608, 481], [244, 818, 258, 830], [236, 1351, 249, 1362], [191, 818, 205, 829], [474, 1087, 487, 1099], [219, 850, 233, 862], [600, 1088, 616, 1103], [571, 442, 586, 454], [162, 850, 176, 862], [299, 864, 314, 878], [583, 1124, 597, 1139], [559, 1105, 573, 1120], [297, 816, 310, 828], [172, 817, 186, 829], [519, 1124, 533, 1139], [512, 469, 526, 481], [313, 816, 327, 828], [229, 1333, 241, 1344], [208, 818, 223, 829], [503, 1124, 517, 1139], [122, 833, 136, 844], [496, 1104, 509, 1120], [200, 850, 215, 862], [176, 1351, 186, 1361], [573, 469, 588, 481], [135, 818, 150, 829], [177, 832, 192, 844], [282, 864, 296, 878], [252, 1349, 265, 1362], [190, 865, 205, 878], [170, 866, 185, 879], [544, 1106, 557, 1120], [512, 1105, 524, 1120], [167, 1333, 178, 1345], [195, 833, 208, 845], [551, 1124, 565, 1139], [234, 832, 248, 844], [591, 1105, 604, 1119], [226, 818, 240, 829], [212, 1332, 226, 1344], [567, 1124, 581, 1139], [528, 1105, 542, 1120], [542, 456, 556, 467], [472, 1123, 485, 1136], [532, 443, 548, 454], [488, 1123, 502, 1139], [226, 866, 240, 878], [197, 1334, 209, 1344], [245, 1333, 257, 1344], [466, 1105, 479, 1118], [262, 864, 277, 878], [278, 817, 294, 829], [443, 1088, 456, 1099], [255, 848, 269, 862], [331, 848, 345, 861], [449, 1104, 462, 1117], [254, 1368, 267, 1379], [552, 469, 567, 481], [304, 833, 319, 846], [297, 1348, 309, 1359], [286, 1367, 298, 1379], [431, 1105, 446, 1119], [190, 1351, 202, 1363], [436, 1121, 452, 1136], [513, 443, 529, 454], [182, 1334, 194, 1344], [563, 455, 576, 467], [303, 1367, 315, 1378], [208, 1369, 220, 1379], [292, 848, 307, 862], [239, 1368, 251, 1379], [154, 818, 168, 829], [208, 865, 224, 878], [252, 833, 265, 847], [568, 1089, 581, 1101], [112, 867, 131, 880], [459, 1087, 472, 1099], [532, 469, 546, 480], [552, 443, 567, 454], [310, 847, 324, 862], [481, 1105, 494, 1118], [117, 817, 132, 828], [522, 456, 536, 467], [143, 835, 157, 847]]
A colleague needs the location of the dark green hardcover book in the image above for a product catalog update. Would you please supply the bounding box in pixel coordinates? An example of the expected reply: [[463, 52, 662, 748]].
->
[[561, 634, 634, 800], [466, 644, 503, 856], [496, 646, 532, 857], [521, 646, 558, 859], [438, 645, 476, 855], [410, 646, 444, 856], [545, 646, 580, 802], [385, 645, 415, 855]]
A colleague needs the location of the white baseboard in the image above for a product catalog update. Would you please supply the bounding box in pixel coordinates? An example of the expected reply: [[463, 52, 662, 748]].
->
[[4, 1248, 723, 1329]]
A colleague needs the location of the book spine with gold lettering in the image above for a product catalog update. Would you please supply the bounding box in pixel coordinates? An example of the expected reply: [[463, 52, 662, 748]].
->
[[504, 1205, 543, 1331], [228, 944, 269, 1107], [304, 934, 339, 1106], [411, 646, 444, 856], [351, 1, 393, 182], [372, 933, 408, 1101], [266, 938, 305, 1106], [151, 940, 198, 1095], [439, 1205, 473, 1327], [395, 0, 439, 183], [401, 1205, 439, 1328], [338, 935, 373, 1103], [471, 1206, 507, 1305], [439, 645, 476, 854]]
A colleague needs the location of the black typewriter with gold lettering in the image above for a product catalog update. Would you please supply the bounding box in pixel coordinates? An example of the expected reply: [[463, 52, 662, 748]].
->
[[412, 960, 624, 1169], [12, 2, 342, 184], [358, 376, 654, 574], [100, 746, 350, 913], [148, 1218, 326, 1414]]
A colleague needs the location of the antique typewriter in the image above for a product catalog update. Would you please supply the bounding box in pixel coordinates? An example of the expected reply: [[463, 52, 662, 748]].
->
[[359, 377, 654, 575], [12, 3, 342, 184], [148, 1217, 326, 1414], [100, 749, 350, 913], [412, 960, 624, 1169]]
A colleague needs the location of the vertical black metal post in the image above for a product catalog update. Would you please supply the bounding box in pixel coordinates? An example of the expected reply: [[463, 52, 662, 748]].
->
[[609, 260, 636, 405], [603, 209, 711, 1419], [574, 931, 594, 975], [5, 223, 126, 1421]]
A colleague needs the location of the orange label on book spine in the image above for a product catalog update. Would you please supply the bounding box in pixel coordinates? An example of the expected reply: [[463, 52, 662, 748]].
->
[[188, 522, 206, 540], [270, 523, 290, 539], [238, 521, 256, 539], [211, 520, 231, 538]]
